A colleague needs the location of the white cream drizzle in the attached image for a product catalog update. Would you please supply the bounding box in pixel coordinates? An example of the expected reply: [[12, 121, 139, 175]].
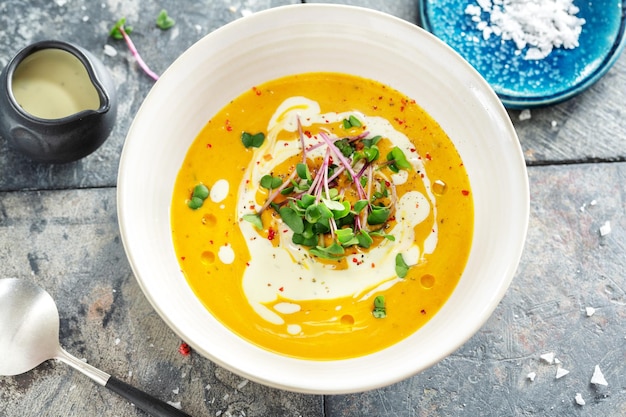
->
[[210, 179, 229, 203], [236, 97, 439, 327]]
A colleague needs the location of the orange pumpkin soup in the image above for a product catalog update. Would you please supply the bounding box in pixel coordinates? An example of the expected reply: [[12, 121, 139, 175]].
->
[[170, 72, 473, 360]]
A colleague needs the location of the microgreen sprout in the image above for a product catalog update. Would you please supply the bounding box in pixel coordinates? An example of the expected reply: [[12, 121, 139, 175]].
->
[[372, 295, 386, 318], [109, 17, 160, 81], [243, 116, 413, 260], [187, 183, 209, 210], [395, 253, 410, 278], [241, 132, 265, 148], [156, 9, 175, 30]]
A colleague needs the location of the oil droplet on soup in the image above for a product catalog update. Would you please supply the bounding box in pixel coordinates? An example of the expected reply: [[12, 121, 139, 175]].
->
[[170, 72, 474, 360]]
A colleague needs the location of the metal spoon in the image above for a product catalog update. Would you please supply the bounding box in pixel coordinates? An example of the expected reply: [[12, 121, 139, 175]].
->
[[0, 278, 192, 417]]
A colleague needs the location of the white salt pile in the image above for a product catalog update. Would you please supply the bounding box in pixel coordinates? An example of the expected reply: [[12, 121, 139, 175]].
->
[[465, 0, 586, 60]]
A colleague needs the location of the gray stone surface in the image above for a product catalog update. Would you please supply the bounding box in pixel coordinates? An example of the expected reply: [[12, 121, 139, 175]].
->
[[1, 1, 625, 416]]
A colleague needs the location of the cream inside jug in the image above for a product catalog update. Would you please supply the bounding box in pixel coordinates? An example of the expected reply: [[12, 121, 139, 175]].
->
[[11, 49, 100, 119]]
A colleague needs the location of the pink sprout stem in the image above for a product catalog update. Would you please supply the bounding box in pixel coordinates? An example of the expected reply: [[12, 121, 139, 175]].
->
[[120, 26, 160, 81]]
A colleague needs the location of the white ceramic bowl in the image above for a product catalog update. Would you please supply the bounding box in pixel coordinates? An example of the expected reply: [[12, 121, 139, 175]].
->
[[118, 4, 529, 394]]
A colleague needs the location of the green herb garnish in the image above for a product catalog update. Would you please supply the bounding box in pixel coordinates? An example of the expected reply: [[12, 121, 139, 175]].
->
[[395, 253, 410, 278], [156, 9, 175, 30], [187, 183, 209, 210], [372, 295, 386, 318], [242, 118, 412, 260], [241, 131, 265, 148]]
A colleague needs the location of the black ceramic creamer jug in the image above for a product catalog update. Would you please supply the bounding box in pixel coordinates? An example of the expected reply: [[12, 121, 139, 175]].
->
[[0, 40, 117, 163]]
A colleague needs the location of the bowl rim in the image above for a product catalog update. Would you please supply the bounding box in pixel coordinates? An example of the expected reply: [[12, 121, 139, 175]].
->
[[117, 3, 530, 394]]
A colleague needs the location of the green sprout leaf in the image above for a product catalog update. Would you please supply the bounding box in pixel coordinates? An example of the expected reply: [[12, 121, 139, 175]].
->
[[260, 175, 283, 190], [109, 18, 133, 39], [386, 146, 412, 172], [356, 230, 373, 248], [362, 135, 382, 148], [310, 242, 345, 259], [242, 213, 263, 229], [241, 132, 265, 148], [279, 207, 304, 234], [192, 184, 209, 200], [334, 139, 354, 157], [367, 206, 390, 225], [372, 295, 386, 318], [395, 253, 410, 278], [296, 163, 311, 180], [353, 200, 369, 214], [156, 9, 175, 30], [343, 115, 362, 129]]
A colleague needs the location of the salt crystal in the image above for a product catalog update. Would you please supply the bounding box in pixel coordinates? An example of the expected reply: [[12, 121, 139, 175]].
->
[[591, 365, 608, 386], [519, 109, 531, 121], [527, 372, 536, 381], [115, 338, 121, 345], [103, 45, 118, 57], [167, 401, 182, 410], [555, 367, 569, 379], [540, 352, 555, 364], [575, 393, 585, 406], [585, 306, 596, 317], [599, 221, 611, 236]]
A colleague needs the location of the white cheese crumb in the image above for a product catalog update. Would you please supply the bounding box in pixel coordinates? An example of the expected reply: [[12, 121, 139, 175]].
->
[[519, 109, 531, 121], [555, 367, 569, 379], [591, 365, 608, 386], [114, 338, 121, 345], [103, 44, 118, 57], [575, 393, 585, 406], [527, 372, 536, 381], [540, 352, 555, 364], [585, 306, 596, 317], [600, 221, 611, 236], [167, 401, 182, 410]]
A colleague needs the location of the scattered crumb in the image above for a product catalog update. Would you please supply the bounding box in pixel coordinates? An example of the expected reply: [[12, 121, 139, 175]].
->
[[575, 393, 585, 406], [103, 44, 118, 57], [591, 365, 608, 386], [237, 379, 249, 390], [172, 387, 180, 395], [540, 352, 555, 364], [205, 384, 212, 390], [586, 306, 596, 317], [128, 370, 133, 377], [550, 120, 558, 128], [114, 338, 121, 345], [555, 367, 569, 379], [241, 9, 253, 17], [590, 200, 597, 206], [600, 221, 611, 236], [82, 16, 89, 22], [519, 109, 531, 121], [554, 357, 561, 364], [167, 401, 182, 410], [527, 371, 536, 381]]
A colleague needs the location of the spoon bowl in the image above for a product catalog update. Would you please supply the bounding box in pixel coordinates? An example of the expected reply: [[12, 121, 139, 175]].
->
[[0, 278, 192, 417]]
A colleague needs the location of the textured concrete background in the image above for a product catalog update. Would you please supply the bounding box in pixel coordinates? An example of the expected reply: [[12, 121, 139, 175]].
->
[[1, 1, 625, 416]]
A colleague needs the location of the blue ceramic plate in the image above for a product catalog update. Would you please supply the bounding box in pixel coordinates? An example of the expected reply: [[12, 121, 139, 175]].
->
[[419, 0, 626, 108]]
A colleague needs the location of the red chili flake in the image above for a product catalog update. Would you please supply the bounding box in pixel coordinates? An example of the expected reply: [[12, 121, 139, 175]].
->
[[304, 130, 312, 138], [252, 86, 262, 96], [246, 262, 250, 267], [352, 258, 358, 263], [279, 287, 284, 292], [206, 143, 212, 148], [385, 180, 391, 187], [425, 153, 432, 161], [410, 148, 416, 153], [250, 205, 255, 210], [284, 142, 289, 147], [267, 228, 276, 240], [420, 309, 427, 315], [372, 105, 378, 110], [461, 190, 470, 196], [371, 263, 376, 268], [224, 119, 233, 132], [180, 256, 186, 261], [389, 216, 396, 221], [400, 106, 405, 112], [178, 342, 191, 356]]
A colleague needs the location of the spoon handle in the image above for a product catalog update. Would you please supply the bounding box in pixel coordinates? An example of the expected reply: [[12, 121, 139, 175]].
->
[[105, 376, 193, 417]]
